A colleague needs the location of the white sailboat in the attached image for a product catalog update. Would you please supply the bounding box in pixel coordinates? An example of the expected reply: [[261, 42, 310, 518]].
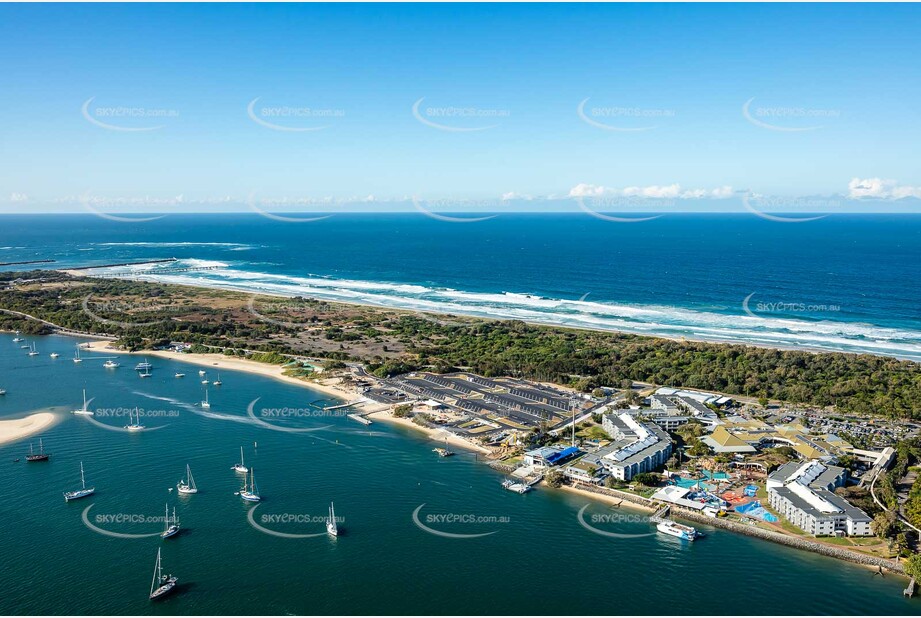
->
[[327, 502, 339, 537], [73, 346, 82, 363], [238, 468, 261, 502], [212, 373, 222, 386], [161, 504, 180, 539], [63, 461, 95, 501], [135, 358, 153, 371], [201, 387, 210, 409], [124, 408, 146, 432], [27, 343, 39, 356], [231, 446, 248, 473], [72, 388, 94, 415], [148, 548, 178, 601], [177, 464, 198, 494], [12, 336, 23, 342], [103, 359, 120, 368]]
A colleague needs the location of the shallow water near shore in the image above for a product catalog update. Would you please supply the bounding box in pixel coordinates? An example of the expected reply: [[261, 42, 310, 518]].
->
[[0, 333, 917, 615]]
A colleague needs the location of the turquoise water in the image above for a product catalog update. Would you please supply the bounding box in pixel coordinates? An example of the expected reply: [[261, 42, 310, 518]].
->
[[0, 333, 917, 615]]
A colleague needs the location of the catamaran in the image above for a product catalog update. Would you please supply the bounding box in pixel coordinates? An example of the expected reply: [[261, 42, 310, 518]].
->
[[124, 408, 146, 432], [148, 548, 178, 601], [135, 359, 153, 371], [103, 359, 120, 368], [27, 343, 39, 356], [73, 346, 82, 363], [231, 446, 248, 473], [26, 438, 50, 462], [72, 389, 94, 415], [177, 464, 198, 494], [201, 388, 211, 409], [63, 462, 95, 501], [327, 502, 339, 537], [238, 468, 261, 502], [161, 504, 180, 539]]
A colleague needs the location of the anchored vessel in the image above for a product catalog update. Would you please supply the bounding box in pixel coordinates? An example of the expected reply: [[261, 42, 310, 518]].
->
[[231, 446, 248, 473], [177, 464, 198, 494], [148, 548, 178, 601], [26, 438, 50, 462], [161, 505, 180, 539], [135, 359, 153, 371], [103, 359, 120, 369], [124, 408, 146, 432], [63, 462, 95, 501], [201, 387, 211, 409], [238, 468, 261, 502], [72, 388, 94, 415]]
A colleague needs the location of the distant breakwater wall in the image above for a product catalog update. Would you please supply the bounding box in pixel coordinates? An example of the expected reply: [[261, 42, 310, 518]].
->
[[568, 481, 905, 576]]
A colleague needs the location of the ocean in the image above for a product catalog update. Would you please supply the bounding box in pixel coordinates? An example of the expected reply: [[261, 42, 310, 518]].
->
[[0, 332, 917, 615], [2, 213, 919, 361]]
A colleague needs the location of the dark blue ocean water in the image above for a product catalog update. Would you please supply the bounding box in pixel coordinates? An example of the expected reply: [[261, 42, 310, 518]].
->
[[1, 214, 920, 359]]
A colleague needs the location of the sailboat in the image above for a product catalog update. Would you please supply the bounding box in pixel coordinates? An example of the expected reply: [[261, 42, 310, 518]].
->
[[12, 335, 23, 342], [27, 343, 39, 356], [63, 462, 95, 501], [139, 366, 152, 378], [231, 446, 248, 473], [72, 388, 94, 415], [161, 504, 180, 539], [177, 464, 198, 494], [135, 358, 153, 371], [124, 408, 146, 432], [212, 373, 222, 386], [326, 502, 339, 537], [201, 387, 210, 409], [73, 346, 82, 363], [26, 438, 50, 462], [238, 468, 261, 502], [148, 548, 178, 601]]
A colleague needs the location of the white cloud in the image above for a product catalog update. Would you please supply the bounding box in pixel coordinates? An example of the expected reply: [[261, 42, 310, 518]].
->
[[9, 192, 28, 202], [569, 183, 734, 200], [848, 177, 921, 200]]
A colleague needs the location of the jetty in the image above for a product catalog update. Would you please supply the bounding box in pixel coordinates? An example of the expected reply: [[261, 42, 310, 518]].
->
[[325, 400, 365, 411], [905, 578, 916, 598], [65, 258, 177, 271], [347, 413, 372, 426], [0, 259, 56, 267]]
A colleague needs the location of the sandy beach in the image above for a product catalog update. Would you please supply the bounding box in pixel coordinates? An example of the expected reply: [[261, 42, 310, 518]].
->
[[82, 341, 380, 410], [365, 410, 492, 455], [0, 411, 60, 447]]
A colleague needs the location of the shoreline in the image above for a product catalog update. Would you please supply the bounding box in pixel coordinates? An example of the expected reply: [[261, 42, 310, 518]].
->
[[0, 411, 61, 447], [365, 410, 492, 455], [60, 271, 921, 363]]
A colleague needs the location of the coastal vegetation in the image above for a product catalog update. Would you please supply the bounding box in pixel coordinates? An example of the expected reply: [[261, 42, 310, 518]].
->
[[2, 270, 920, 419]]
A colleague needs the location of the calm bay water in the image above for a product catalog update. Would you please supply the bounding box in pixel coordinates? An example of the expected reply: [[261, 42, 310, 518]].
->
[[0, 332, 917, 615], [1, 213, 921, 360]]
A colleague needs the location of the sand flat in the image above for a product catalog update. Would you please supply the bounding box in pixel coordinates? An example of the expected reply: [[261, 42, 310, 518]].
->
[[0, 412, 59, 447]]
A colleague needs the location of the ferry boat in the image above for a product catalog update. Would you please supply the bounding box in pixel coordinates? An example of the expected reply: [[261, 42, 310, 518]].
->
[[63, 462, 95, 501], [26, 438, 50, 462], [502, 479, 532, 494], [148, 549, 178, 601], [433, 447, 454, 457], [656, 519, 698, 541], [160, 505, 180, 539], [135, 359, 153, 371], [103, 360, 120, 368]]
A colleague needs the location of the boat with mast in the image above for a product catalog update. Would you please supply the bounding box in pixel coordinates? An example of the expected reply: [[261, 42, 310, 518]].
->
[[148, 548, 178, 601], [139, 366, 152, 378], [327, 502, 339, 537], [231, 446, 248, 473], [161, 504, 180, 539], [135, 358, 153, 371], [103, 359, 120, 368], [201, 387, 210, 409], [124, 408, 146, 432], [63, 462, 95, 501], [73, 345, 82, 363], [72, 388, 94, 415], [212, 373, 222, 386], [27, 342, 39, 356], [26, 438, 50, 462], [238, 468, 261, 502], [177, 464, 198, 494]]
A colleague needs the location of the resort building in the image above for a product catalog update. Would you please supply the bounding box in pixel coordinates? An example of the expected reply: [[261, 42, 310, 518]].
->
[[523, 445, 580, 469], [596, 413, 672, 481], [766, 461, 872, 536], [649, 394, 722, 428]]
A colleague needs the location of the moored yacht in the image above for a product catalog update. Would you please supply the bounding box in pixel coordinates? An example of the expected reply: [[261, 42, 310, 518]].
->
[[656, 519, 698, 541], [72, 388, 94, 415], [124, 408, 146, 432], [231, 446, 248, 473], [103, 359, 120, 368], [327, 502, 339, 537], [26, 438, 50, 462], [238, 468, 261, 502], [177, 464, 198, 494], [148, 549, 178, 601], [135, 359, 153, 371], [161, 504, 180, 539], [63, 462, 95, 501]]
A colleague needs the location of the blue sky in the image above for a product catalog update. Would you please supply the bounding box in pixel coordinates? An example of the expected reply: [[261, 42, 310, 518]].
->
[[1, 3, 921, 213]]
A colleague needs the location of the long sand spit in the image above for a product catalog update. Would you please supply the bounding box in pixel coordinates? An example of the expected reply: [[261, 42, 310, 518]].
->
[[0, 410, 60, 447]]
